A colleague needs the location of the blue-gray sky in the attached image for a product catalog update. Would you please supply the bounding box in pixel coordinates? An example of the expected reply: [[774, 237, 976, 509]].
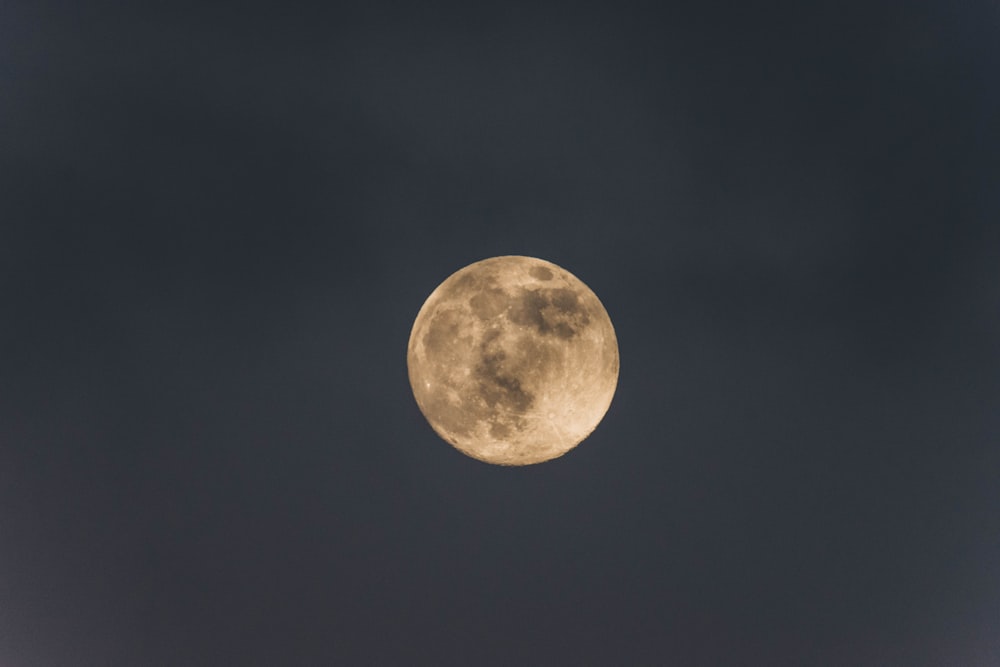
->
[[2, 1, 998, 664]]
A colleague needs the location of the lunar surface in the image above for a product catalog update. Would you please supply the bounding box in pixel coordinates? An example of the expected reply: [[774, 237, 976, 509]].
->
[[407, 256, 619, 465]]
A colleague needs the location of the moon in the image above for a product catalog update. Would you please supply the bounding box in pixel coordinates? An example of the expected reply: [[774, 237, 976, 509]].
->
[[407, 256, 619, 465]]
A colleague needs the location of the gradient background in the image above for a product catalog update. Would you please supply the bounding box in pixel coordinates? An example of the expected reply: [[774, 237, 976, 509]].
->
[[2, 1, 998, 664]]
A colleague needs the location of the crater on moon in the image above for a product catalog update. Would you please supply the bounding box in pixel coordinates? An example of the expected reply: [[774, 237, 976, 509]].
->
[[407, 255, 619, 466]]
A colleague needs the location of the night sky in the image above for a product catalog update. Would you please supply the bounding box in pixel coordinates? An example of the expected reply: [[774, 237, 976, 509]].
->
[[2, 1, 999, 665]]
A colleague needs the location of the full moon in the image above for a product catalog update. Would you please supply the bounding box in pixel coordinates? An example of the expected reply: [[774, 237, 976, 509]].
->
[[407, 256, 619, 465]]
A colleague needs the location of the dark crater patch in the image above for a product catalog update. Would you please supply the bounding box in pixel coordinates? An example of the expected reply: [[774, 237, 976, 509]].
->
[[508, 287, 591, 339], [474, 332, 534, 418], [475, 349, 533, 413], [451, 271, 479, 293], [488, 419, 513, 439], [423, 308, 464, 353], [550, 288, 580, 313], [449, 271, 500, 298], [529, 266, 553, 281], [469, 287, 508, 320]]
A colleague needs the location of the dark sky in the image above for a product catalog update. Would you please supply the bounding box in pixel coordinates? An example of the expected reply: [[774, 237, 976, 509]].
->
[[2, 1, 998, 665]]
